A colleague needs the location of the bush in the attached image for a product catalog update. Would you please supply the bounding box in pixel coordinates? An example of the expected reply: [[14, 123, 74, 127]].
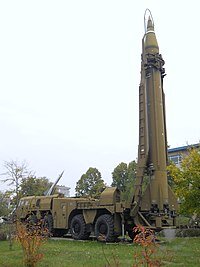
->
[[176, 229, 200, 237], [133, 225, 162, 267], [0, 223, 9, 240], [15, 220, 48, 267]]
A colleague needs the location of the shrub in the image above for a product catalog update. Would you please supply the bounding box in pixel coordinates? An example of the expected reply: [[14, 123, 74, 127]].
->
[[0, 223, 9, 240], [176, 228, 200, 237], [15, 221, 48, 267], [133, 225, 162, 267]]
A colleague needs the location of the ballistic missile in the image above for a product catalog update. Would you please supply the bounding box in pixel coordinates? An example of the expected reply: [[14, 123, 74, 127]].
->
[[132, 9, 178, 228]]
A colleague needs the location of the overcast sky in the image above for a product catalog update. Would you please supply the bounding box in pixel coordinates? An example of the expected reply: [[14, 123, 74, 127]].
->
[[0, 1, 199, 195]]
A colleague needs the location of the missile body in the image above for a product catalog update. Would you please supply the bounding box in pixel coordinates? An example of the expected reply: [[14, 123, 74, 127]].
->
[[144, 17, 169, 209], [132, 11, 178, 227]]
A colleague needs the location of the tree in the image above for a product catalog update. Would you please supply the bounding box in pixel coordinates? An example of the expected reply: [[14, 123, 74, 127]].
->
[[168, 148, 200, 216], [111, 161, 137, 200], [126, 160, 137, 200], [1, 160, 32, 207], [0, 191, 11, 217], [1, 160, 52, 207], [111, 162, 128, 192], [19, 176, 52, 197], [75, 167, 105, 197], [127, 160, 137, 184]]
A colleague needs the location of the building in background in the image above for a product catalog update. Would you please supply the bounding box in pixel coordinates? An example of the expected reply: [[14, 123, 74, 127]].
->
[[168, 143, 200, 167], [56, 185, 70, 197]]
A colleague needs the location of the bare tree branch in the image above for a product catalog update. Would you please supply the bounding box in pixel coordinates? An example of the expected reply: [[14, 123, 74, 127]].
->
[[0, 160, 33, 207]]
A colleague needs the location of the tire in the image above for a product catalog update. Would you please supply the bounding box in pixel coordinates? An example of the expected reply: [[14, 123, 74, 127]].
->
[[70, 214, 90, 240], [29, 214, 38, 225], [26, 214, 38, 232], [26, 214, 37, 225], [95, 214, 115, 242], [43, 214, 54, 235]]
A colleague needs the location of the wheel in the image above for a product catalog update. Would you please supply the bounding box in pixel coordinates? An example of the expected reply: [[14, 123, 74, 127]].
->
[[43, 214, 54, 235], [95, 214, 115, 242], [25, 214, 38, 232], [25, 214, 37, 224], [70, 214, 90, 240], [29, 214, 38, 225]]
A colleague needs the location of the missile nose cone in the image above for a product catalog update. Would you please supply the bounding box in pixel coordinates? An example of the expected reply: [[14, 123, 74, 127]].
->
[[144, 12, 159, 53], [147, 16, 154, 32]]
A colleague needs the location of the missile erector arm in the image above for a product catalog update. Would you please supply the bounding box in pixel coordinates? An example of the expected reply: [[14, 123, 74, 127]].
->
[[45, 171, 64, 196]]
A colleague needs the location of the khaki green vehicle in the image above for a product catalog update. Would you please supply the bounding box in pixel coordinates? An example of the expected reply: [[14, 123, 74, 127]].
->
[[16, 10, 179, 242], [17, 187, 124, 241]]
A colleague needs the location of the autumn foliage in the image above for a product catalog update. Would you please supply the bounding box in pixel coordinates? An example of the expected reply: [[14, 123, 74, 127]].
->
[[15, 221, 48, 267], [133, 225, 161, 267], [168, 148, 200, 216]]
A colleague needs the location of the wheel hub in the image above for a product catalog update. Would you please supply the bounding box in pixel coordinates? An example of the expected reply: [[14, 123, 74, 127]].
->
[[74, 222, 80, 234], [99, 223, 107, 234]]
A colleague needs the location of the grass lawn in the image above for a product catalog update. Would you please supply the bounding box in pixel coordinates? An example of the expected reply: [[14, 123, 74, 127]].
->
[[0, 237, 199, 267]]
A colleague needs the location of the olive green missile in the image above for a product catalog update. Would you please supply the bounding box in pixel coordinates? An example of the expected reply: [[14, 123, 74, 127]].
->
[[131, 9, 178, 228]]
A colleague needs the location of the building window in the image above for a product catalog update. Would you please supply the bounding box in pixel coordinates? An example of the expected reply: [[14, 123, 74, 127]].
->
[[168, 154, 182, 165]]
